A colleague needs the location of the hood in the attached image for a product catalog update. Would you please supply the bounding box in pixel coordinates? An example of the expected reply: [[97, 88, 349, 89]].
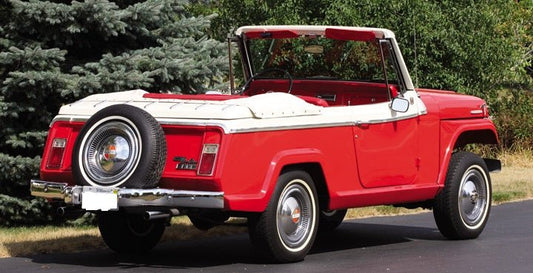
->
[[417, 88, 488, 120]]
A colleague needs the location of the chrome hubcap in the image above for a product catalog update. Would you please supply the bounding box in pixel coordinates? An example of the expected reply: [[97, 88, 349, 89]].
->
[[277, 180, 315, 250], [98, 135, 130, 172], [459, 167, 488, 227], [280, 197, 301, 235], [82, 119, 141, 186]]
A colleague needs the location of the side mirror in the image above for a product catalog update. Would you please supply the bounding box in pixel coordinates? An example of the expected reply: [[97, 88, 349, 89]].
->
[[391, 97, 409, 113]]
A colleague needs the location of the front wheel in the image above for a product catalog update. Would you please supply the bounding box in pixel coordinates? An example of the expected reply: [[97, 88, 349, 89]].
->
[[433, 151, 492, 239], [248, 170, 318, 263], [98, 212, 166, 254]]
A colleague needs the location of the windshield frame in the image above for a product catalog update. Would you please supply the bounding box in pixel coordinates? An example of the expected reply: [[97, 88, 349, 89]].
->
[[232, 26, 414, 94]]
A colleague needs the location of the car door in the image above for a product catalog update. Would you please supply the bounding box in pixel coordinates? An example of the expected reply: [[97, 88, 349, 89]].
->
[[349, 39, 421, 188], [353, 114, 420, 188]]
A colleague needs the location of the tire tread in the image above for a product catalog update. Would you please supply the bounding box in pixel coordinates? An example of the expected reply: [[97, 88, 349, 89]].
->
[[433, 151, 491, 239], [248, 170, 318, 263]]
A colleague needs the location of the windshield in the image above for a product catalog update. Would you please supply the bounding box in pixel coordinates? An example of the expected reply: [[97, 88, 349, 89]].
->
[[247, 36, 398, 83]]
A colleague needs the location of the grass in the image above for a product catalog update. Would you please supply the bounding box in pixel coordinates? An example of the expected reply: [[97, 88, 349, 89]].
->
[[0, 226, 102, 258], [0, 216, 249, 258], [490, 149, 533, 203], [1, 151, 531, 258]]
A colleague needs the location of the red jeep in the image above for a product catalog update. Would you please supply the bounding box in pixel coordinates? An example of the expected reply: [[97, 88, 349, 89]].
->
[[32, 26, 500, 262]]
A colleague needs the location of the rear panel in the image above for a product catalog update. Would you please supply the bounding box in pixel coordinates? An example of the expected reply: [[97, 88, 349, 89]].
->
[[159, 125, 224, 191], [40, 121, 225, 190]]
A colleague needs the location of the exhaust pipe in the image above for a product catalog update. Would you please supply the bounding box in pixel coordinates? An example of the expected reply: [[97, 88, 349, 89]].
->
[[144, 209, 180, 221], [57, 206, 85, 219], [57, 206, 67, 216]]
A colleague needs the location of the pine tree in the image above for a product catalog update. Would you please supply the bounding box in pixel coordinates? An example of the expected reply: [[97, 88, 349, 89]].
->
[[0, 0, 228, 225]]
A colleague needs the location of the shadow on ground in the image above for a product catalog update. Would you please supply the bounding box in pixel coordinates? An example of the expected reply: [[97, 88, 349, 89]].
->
[[25, 221, 444, 269]]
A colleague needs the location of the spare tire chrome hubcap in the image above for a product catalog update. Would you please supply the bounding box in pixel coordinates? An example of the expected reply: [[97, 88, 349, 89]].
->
[[82, 119, 141, 186]]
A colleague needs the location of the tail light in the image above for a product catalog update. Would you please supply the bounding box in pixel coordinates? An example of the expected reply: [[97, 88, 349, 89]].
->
[[46, 138, 67, 169], [197, 144, 219, 176], [197, 129, 222, 176]]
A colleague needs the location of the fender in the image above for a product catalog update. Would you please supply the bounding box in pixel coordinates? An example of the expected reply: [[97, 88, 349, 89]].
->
[[437, 119, 498, 185], [225, 148, 327, 212], [262, 148, 326, 197]]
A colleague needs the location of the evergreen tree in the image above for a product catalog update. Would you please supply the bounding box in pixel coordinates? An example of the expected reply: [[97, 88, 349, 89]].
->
[[0, 0, 228, 225]]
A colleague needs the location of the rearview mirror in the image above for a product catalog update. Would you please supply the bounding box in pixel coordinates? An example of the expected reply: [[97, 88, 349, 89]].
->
[[391, 97, 409, 113]]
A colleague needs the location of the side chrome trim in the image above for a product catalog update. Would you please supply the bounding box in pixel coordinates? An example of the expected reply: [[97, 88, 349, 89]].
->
[[51, 116, 91, 126], [30, 179, 224, 210], [52, 112, 421, 134], [226, 121, 356, 133]]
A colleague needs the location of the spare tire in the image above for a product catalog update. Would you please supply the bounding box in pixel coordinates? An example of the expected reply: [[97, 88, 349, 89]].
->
[[72, 104, 166, 188]]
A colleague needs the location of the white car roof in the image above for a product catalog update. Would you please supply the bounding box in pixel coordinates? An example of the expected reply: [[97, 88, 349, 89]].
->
[[235, 25, 395, 39]]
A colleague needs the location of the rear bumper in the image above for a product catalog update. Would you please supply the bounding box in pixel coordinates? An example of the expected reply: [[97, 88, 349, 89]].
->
[[30, 179, 224, 211]]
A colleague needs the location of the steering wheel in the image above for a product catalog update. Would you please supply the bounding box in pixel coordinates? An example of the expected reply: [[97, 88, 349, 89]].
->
[[238, 68, 293, 95]]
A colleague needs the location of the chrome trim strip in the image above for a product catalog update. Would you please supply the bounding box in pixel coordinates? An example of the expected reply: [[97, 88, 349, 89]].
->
[[51, 115, 91, 125], [363, 112, 420, 125], [158, 112, 420, 133], [52, 112, 421, 134], [30, 179, 224, 210], [157, 119, 233, 133], [227, 121, 355, 133]]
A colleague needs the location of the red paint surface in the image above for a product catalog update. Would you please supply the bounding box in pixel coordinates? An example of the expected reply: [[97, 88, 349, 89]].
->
[[325, 28, 377, 41], [40, 86, 498, 212]]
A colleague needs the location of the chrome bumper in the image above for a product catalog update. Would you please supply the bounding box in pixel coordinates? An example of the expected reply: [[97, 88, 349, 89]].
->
[[30, 179, 224, 211]]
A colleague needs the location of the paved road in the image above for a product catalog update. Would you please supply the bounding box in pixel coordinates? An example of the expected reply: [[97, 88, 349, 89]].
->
[[2, 200, 532, 273]]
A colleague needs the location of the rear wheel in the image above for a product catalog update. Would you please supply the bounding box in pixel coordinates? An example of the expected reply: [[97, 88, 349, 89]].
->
[[98, 212, 165, 254], [188, 211, 229, 231], [248, 170, 318, 263], [433, 151, 491, 239], [318, 209, 347, 232]]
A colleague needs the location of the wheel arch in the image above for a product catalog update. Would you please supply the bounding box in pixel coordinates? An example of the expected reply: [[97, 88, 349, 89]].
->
[[438, 122, 499, 186], [280, 163, 330, 212], [258, 149, 331, 212], [453, 129, 499, 149]]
